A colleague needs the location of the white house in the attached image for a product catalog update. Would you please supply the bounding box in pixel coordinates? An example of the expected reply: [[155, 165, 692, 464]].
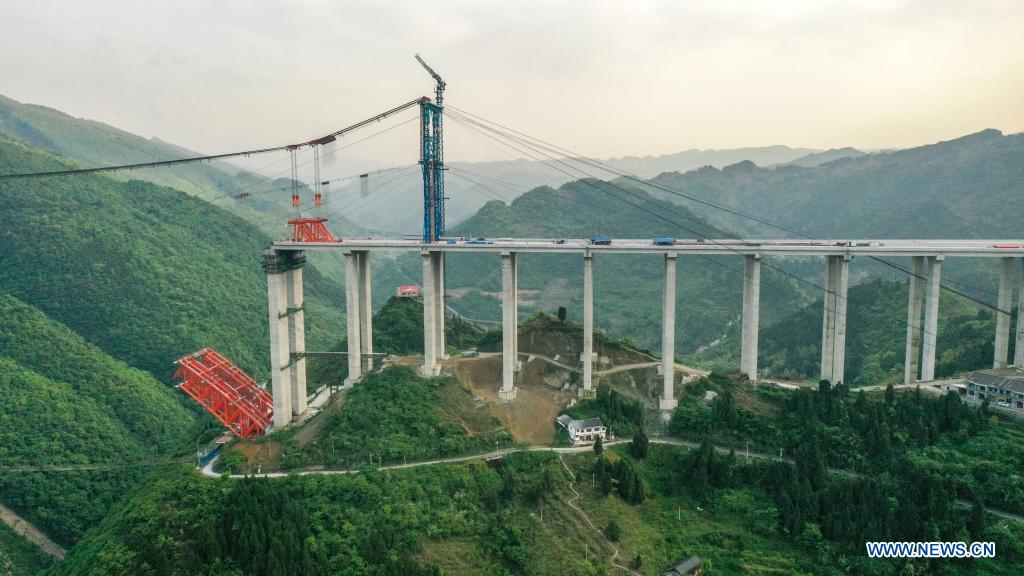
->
[[556, 415, 607, 445]]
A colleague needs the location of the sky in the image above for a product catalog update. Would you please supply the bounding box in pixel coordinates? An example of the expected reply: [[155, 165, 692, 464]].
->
[[1, 0, 1022, 166]]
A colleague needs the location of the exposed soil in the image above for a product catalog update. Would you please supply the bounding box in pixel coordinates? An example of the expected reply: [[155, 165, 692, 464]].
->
[[446, 355, 570, 445], [0, 502, 65, 560], [233, 439, 283, 471]]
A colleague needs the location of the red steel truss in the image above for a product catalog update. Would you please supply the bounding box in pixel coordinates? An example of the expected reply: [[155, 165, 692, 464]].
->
[[288, 218, 336, 242], [174, 348, 274, 438]]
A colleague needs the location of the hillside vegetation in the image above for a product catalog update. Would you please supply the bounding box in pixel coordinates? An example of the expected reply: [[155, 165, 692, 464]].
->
[[0, 521, 53, 576], [693, 279, 1006, 384], [0, 135, 345, 381], [220, 364, 511, 473], [649, 129, 1024, 240], [0, 293, 198, 546]]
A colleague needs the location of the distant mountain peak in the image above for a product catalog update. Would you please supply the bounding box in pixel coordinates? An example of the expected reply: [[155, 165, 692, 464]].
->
[[723, 159, 759, 173]]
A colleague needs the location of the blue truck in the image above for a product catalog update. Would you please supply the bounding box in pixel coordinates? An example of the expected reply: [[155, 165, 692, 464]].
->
[[652, 237, 675, 246], [590, 235, 612, 245]]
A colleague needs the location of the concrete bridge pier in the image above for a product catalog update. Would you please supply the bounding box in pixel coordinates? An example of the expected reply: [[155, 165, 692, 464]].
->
[[1016, 259, 1024, 369], [740, 254, 761, 380], [286, 261, 307, 416], [994, 257, 1014, 368], [820, 255, 850, 385], [499, 251, 518, 400], [421, 251, 439, 377], [357, 251, 374, 373], [920, 255, 944, 381], [434, 252, 447, 359], [659, 254, 678, 411], [344, 251, 363, 386], [904, 256, 926, 384], [581, 253, 595, 398], [264, 249, 308, 428]]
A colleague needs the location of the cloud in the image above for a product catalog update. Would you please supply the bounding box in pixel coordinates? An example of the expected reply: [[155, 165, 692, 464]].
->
[[0, 0, 1021, 166]]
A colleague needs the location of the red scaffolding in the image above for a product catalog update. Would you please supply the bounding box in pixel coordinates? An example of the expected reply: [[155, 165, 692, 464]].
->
[[174, 348, 274, 438], [288, 218, 336, 242]]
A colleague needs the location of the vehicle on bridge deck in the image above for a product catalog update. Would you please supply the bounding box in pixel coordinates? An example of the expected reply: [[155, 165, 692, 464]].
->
[[466, 237, 494, 245], [653, 236, 675, 246], [554, 237, 567, 244], [590, 235, 612, 245]]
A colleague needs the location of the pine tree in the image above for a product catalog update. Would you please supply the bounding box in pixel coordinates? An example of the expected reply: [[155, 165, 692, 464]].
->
[[968, 497, 986, 540], [630, 430, 649, 458], [593, 436, 604, 456], [617, 461, 635, 502]]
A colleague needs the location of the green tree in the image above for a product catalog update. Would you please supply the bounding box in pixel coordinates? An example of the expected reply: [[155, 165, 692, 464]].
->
[[604, 520, 621, 542], [593, 436, 604, 456], [630, 430, 649, 458]]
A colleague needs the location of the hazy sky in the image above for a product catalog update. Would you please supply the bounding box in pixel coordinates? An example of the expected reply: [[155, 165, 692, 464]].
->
[[1, 0, 1021, 165]]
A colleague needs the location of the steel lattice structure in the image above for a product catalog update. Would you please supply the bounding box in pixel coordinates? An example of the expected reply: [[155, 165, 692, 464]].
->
[[288, 218, 336, 242], [174, 348, 274, 438]]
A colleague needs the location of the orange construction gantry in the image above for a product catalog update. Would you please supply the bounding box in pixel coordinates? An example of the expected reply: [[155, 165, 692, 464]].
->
[[174, 348, 274, 438]]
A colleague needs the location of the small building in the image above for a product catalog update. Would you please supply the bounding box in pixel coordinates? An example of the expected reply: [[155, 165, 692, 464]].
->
[[661, 556, 702, 576], [396, 285, 421, 298], [966, 368, 1024, 410], [555, 415, 607, 445]]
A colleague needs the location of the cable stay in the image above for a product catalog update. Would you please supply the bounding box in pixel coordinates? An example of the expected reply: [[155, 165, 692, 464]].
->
[[0, 98, 427, 181], [445, 106, 1011, 317]]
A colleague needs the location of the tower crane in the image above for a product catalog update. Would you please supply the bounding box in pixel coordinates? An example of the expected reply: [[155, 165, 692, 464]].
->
[[416, 53, 446, 106], [416, 54, 446, 242]]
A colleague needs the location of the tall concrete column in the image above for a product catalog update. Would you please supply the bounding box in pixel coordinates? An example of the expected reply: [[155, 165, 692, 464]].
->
[[920, 256, 944, 381], [1015, 259, 1024, 368], [820, 255, 850, 384], [344, 251, 362, 386], [994, 257, 1014, 368], [581, 253, 595, 397], [357, 251, 374, 372], [832, 255, 850, 385], [433, 252, 447, 359], [820, 257, 837, 383], [265, 251, 293, 428], [286, 263, 307, 416], [421, 251, 438, 377], [904, 256, 926, 384], [740, 255, 761, 380], [499, 252, 518, 401], [660, 254, 678, 411]]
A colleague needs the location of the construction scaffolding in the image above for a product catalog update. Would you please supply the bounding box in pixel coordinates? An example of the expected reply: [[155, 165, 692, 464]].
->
[[174, 348, 274, 438]]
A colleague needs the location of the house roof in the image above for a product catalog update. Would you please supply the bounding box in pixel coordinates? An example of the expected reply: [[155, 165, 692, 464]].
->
[[555, 414, 573, 427], [970, 369, 1024, 394], [571, 417, 605, 429], [661, 556, 701, 575]]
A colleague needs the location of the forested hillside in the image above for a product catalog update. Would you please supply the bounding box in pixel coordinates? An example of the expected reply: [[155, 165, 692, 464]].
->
[[384, 181, 808, 356], [756, 280, 1004, 385], [648, 129, 1024, 239], [43, 382, 1024, 575], [0, 135, 345, 381], [0, 294, 199, 547], [689, 279, 1006, 384]]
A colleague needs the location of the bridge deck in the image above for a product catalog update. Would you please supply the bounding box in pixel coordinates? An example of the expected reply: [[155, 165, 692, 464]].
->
[[273, 238, 1024, 257]]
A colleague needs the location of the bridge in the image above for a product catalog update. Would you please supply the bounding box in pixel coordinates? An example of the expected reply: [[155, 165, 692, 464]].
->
[[3, 57, 1020, 431], [264, 237, 1024, 428]]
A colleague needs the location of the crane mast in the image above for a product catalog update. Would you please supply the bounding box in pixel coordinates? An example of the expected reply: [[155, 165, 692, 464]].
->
[[416, 54, 446, 242]]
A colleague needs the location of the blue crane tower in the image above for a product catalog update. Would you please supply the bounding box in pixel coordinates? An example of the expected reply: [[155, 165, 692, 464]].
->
[[416, 54, 446, 243]]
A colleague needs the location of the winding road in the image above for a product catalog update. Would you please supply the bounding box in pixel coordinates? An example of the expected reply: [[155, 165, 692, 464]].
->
[[200, 438, 1024, 525]]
